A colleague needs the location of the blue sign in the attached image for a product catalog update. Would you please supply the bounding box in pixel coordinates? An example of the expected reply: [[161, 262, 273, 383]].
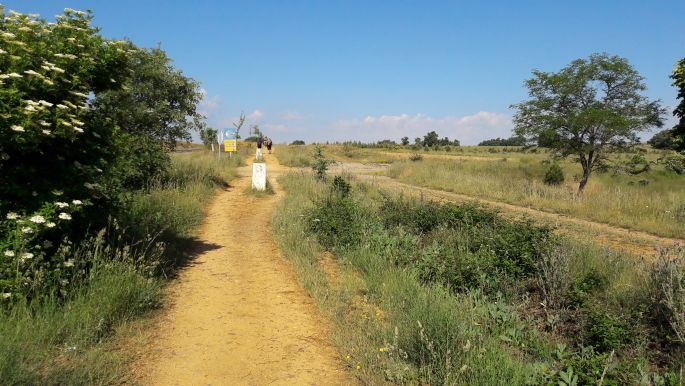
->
[[220, 127, 237, 141]]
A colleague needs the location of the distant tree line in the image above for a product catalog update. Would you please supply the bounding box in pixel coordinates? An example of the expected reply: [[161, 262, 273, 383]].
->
[[478, 136, 526, 146]]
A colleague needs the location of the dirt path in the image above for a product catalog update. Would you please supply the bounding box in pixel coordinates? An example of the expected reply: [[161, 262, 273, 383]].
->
[[137, 155, 352, 385], [330, 162, 683, 258]]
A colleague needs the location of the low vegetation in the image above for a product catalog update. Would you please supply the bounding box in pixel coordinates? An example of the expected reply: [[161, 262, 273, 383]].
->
[[386, 154, 685, 238], [274, 172, 685, 385]]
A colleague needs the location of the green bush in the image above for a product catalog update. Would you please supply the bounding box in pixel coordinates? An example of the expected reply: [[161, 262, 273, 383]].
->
[[331, 175, 351, 197], [409, 153, 423, 161], [585, 311, 633, 352], [290, 140, 305, 145], [308, 195, 364, 249], [543, 164, 565, 185]]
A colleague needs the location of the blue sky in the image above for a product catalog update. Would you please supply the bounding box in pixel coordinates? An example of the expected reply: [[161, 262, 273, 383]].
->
[[3, 1, 684, 144]]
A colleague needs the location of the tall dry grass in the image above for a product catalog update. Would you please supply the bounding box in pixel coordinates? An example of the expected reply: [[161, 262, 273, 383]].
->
[[387, 157, 685, 238]]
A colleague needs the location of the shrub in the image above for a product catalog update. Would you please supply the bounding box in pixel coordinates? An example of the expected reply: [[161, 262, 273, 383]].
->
[[290, 140, 305, 145], [409, 153, 423, 161], [625, 154, 651, 175], [585, 311, 633, 352], [536, 245, 571, 308], [649, 246, 685, 343], [543, 164, 565, 185], [308, 195, 364, 249], [331, 176, 351, 197], [311, 145, 332, 180], [660, 154, 685, 175]]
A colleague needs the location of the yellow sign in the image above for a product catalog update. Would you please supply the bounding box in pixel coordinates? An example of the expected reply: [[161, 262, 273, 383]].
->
[[224, 139, 237, 152]]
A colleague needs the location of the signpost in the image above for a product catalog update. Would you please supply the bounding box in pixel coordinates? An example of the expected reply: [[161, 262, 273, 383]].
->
[[218, 127, 238, 159]]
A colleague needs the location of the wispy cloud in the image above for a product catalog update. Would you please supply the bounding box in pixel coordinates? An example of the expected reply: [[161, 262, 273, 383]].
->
[[248, 109, 264, 121], [280, 111, 306, 121], [332, 111, 513, 145]]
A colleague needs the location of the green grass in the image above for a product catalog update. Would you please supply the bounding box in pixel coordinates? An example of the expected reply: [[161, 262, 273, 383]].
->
[[273, 171, 683, 384], [386, 155, 685, 238], [0, 150, 241, 384], [273, 173, 554, 384], [0, 259, 162, 385]]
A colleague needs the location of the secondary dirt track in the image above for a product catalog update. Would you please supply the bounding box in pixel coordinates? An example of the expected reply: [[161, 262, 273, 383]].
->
[[329, 162, 683, 258], [136, 155, 351, 385]]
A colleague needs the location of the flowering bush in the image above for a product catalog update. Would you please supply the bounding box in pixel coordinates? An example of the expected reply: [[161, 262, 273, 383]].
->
[[0, 6, 204, 303]]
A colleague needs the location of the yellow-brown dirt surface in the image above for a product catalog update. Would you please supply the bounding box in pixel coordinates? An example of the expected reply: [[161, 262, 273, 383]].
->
[[135, 155, 353, 385]]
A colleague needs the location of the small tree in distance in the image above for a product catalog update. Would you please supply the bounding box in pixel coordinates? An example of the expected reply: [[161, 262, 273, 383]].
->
[[401, 136, 410, 146], [233, 111, 245, 139], [512, 53, 664, 194]]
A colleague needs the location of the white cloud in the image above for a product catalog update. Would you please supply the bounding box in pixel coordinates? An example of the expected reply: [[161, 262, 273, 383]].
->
[[248, 109, 263, 121], [280, 111, 306, 121], [332, 111, 513, 145]]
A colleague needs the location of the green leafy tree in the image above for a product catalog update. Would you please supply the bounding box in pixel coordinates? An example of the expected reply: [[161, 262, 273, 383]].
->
[[512, 53, 664, 194], [672, 58, 685, 150], [648, 129, 677, 150], [200, 126, 218, 149], [401, 136, 409, 146], [423, 130, 439, 147], [91, 45, 204, 190]]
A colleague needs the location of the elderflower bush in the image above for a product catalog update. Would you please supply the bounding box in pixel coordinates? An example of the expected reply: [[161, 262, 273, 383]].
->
[[0, 198, 86, 300], [0, 7, 132, 302]]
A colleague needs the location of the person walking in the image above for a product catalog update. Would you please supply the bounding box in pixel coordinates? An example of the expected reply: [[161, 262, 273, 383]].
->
[[256, 135, 264, 160], [266, 137, 273, 154]]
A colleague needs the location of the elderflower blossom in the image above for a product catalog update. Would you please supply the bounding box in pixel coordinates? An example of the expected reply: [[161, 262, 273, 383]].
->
[[22, 227, 33, 234], [63, 259, 75, 267], [21, 252, 34, 261], [6, 212, 20, 220], [42, 129, 51, 135], [74, 127, 84, 133], [7, 73, 22, 78], [11, 125, 25, 132], [0, 48, 6, 54], [69, 91, 88, 98], [4, 250, 15, 257], [46, 222, 56, 228], [56, 104, 68, 109], [30, 215, 45, 224], [1, 32, 15, 38], [55, 202, 68, 208], [38, 100, 53, 107], [72, 199, 82, 205], [51, 190, 63, 196], [58, 212, 71, 220], [1, 293, 10, 299], [23, 69, 41, 76]]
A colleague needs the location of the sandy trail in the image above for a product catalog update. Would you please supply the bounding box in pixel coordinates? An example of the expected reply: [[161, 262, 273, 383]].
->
[[329, 162, 683, 258], [138, 155, 351, 385]]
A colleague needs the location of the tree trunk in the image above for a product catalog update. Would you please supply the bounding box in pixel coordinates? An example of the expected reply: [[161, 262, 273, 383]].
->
[[577, 166, 591, 195]]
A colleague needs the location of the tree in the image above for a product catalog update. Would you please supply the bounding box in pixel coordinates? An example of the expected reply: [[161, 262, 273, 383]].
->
[[512, 53, 664, 194], [423, 131, 439, 147], [233, 111, 245, 140], [478, 136, 526, 146], [250, 125, 261, 137], [414, 137, 422, 145], [401, 136, 409, 146], [200, 126, 218, 149], [647, 129, 677, 150], [672, 58, 685, 151]]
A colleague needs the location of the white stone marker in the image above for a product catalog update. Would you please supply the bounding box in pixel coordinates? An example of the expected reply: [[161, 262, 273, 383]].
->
[[252, 162, 267, 191]]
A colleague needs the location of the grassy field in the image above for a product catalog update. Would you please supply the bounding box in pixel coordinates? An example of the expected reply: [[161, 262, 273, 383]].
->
[[0, 151, 242, 385], [386, 153, 684, 238], [276, 143, 684, 239], [273, 171, 685, 385]]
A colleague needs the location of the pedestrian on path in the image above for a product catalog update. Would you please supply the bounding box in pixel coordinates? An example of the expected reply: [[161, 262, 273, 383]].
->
[[266, 137, 273, 154], [256, 135, 264, 160]]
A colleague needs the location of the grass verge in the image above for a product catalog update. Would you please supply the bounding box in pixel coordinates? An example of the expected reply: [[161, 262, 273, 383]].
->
[[0, 151, 240, 384]]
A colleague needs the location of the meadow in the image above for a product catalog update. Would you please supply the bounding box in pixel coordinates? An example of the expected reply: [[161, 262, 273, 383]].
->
[[276, 143, 685, 239], [273, 170, 685, 385]]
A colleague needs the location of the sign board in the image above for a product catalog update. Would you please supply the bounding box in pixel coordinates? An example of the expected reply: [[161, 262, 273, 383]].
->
[[219, 128, 238, 152]]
